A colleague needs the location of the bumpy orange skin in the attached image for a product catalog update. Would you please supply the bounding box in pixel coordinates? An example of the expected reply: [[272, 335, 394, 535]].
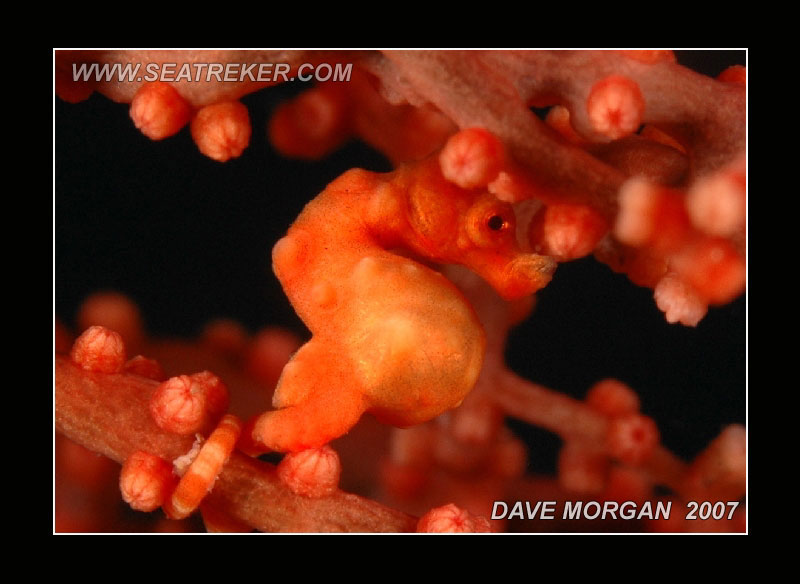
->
[[248, 157, 555, 453]]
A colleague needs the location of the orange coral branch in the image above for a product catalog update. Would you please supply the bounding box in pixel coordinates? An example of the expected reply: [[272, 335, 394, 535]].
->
[[379, 51, 625, 217], [374, 51, 745, 218], [55, 355, 416, 532], [492, 369, 743, 501]]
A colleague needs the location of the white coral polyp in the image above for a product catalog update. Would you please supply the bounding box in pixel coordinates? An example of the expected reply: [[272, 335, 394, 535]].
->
[[654, 274, 707, 327]]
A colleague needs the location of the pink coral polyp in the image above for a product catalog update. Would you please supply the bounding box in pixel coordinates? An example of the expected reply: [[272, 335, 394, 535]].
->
[[70, 326, 126, 374], [119, 451, 175, 512], [149, 372, 229, 435]]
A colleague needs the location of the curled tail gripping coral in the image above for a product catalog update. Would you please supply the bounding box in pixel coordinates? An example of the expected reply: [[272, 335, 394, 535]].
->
[[245, 130, 556, 453]]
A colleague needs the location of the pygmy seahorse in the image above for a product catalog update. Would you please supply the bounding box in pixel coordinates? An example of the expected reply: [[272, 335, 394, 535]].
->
[[244, 151, 555, 453]]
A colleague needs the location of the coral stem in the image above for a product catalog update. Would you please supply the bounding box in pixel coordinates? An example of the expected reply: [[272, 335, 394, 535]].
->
[[55, 355, 416, 532], [382, 50, 626, 217]]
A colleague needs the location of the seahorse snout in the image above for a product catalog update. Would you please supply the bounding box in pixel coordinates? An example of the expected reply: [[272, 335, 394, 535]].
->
[[499, 253, 556, 300]]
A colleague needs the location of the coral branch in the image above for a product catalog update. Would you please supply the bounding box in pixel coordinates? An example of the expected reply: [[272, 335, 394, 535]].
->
[[494, 371, 608, 442], [379, 51, 626, 217], [55, 355, 416, 532], [491, 369, 742, 500]]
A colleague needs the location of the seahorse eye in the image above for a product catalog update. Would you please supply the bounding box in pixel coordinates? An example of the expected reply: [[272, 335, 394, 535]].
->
[[487, 215, 506, 231], [465, 197, 516, 249]]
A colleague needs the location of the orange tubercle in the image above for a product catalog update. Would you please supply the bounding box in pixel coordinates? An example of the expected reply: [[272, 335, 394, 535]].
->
[[672, 238, 746, 305], [606, 414, 659, 466], [268, 84, 350, 159], [439, 127, 505, 189], [586, 379, 640, 418], [191, 101, 251, 162], [416, 503, 492, 533], [277, 445, 342, 498], [686, 161, 746, 238], [70, 325, 126, 374], [653, 274, 708, 326], [528, 203, 608, 261], [129, 82, 192, 141], [76, 291, 144, 353], [150, 372, 230, 435], [586, 75, 645, 141], [615, 179, 691, 254], [120, 451, 176, 512]]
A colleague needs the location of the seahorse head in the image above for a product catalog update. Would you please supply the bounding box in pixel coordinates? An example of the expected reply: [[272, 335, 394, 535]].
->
[[405, 158, 556, 300]]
